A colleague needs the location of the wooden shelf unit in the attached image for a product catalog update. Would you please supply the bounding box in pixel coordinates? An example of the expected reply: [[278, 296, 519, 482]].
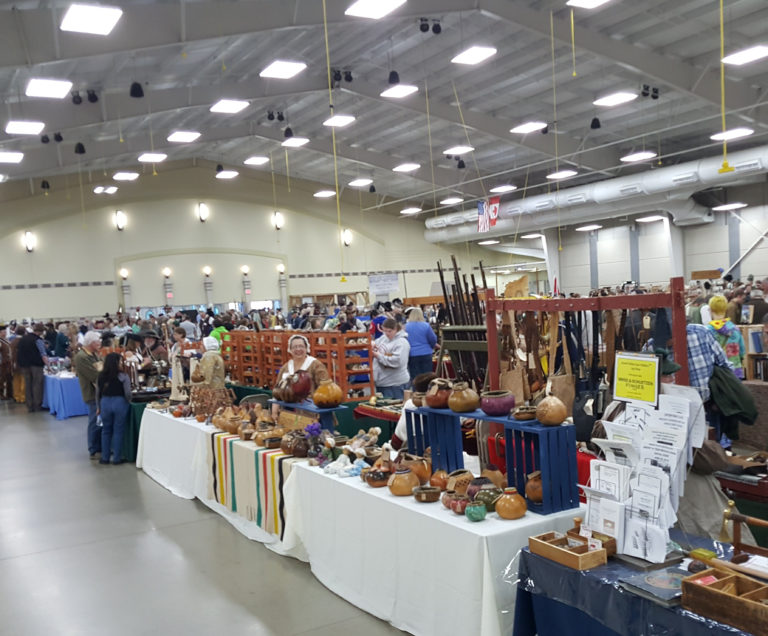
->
[[222, 331, 261, 386], [310, 331, 375, 398]]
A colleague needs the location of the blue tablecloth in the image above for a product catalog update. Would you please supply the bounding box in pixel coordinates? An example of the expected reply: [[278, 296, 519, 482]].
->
[[42, 374, 88, 420]]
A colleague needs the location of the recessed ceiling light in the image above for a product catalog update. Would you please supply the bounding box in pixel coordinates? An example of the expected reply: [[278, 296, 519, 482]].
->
[[712, 202, 748, 211], [380, 84, 418, 98], [25, 78, 73, 99], [444, 145, 474, 155], [244, 156, 269, 165], [349, 178, 373, 187], [710, 128, 754, 141], [323, 114, 356, 127], [209, 99, 249, 114], [167, 130, 200, 143], [566, 0, 614, 8], [575, 224, 602, 232], [344, 0, 407, 19], [546, 169, 578, 180], [593, 92, 638, 107], [400, 207, 421, 215], [137, 152, 167, 163], [478, 239, 500, 245], [393, 162, 420, 173], [440, 197, 464, 205], [636, 215, 665, 223], [215, 170, 239, 179], [93, 186, 104, 194], [60, 3, 123, 35], [314, 190, 336, 198], [722, 45, 768, 66], [620, 151, 658, 163], [259, 60, 307, 79], [0, 151, 24, 163], [281, 136, 309, 147], [113, 172, 139, 181], [490, 184, 517, 193], [510, 121, 548, 134], [5, 121, 45, 135], [520, 233, 544, 239], [451, 46, 497, 65], [104, 186, 118, 194]]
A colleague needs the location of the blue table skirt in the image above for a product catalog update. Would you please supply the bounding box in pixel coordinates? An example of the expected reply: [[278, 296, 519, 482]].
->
[[42, 375, 88, 420]]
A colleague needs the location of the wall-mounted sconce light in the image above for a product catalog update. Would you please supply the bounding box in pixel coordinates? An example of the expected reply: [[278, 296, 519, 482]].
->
[[202, 265, 212, 277], [114, 209, 127, 231], [22, 231, 37, 252], [197, 202, 210, 222], [119, 268, 129, 280], [341, 228, 353, 247], [276, 263, 286, 274], [272, 210, 285, 230]]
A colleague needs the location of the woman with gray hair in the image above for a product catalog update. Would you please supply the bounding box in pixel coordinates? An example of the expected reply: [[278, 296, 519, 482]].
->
[[405, 307, 437, 382]]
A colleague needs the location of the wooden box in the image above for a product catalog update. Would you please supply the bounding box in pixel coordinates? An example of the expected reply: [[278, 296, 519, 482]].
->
[[682, 568, 768, 634], [529, 531, 607, 570]]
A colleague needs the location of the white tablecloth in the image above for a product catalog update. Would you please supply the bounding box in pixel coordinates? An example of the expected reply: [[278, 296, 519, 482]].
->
[[281, 463, 580, 636]]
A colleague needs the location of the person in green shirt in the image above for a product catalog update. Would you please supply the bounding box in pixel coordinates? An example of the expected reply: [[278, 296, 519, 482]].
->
[[210, 319, 228, 342]]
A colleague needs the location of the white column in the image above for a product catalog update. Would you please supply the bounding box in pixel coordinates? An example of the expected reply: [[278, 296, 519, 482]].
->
[[664, 218, 685, 278], [541, 230, 561, 294]]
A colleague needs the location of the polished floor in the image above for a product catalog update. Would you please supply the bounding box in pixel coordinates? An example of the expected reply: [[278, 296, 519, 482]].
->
[[0, 401, 406, 636]]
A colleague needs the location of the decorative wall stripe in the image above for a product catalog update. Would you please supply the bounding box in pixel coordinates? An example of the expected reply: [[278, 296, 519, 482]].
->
[[288, 268, 443, 280], [0, 280, 115, 290]]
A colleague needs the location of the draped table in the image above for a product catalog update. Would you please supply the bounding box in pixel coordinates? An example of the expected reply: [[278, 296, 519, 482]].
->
[[42, 372, 88, 420]]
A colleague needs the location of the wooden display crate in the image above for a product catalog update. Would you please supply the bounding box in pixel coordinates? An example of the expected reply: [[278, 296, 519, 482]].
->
[[682, 568, 768, 634], [529, 531, 607, 570], [222, 331, 263, 386]]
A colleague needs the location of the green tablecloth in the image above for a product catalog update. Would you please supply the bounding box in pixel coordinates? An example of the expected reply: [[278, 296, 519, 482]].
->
[[123, 402, 147, 462], [226, 383, 272, 404]]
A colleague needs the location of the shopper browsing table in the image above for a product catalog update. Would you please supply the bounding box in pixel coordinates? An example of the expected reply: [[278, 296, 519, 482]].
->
[[74, 331, 103, 459], [405, 307, 437, 381], [96, 353, 131, 465], [372, 318, 410, 400], [271, 334, 330, 419]]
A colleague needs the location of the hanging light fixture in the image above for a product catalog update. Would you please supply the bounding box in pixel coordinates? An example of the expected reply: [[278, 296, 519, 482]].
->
[[74, 142, 85, 154], [590, 117, 601, 130], [388, 70, 400, 85], [41, 180, 50, 195], [54, 132, 63, 142], [71, 91, 82, 105], [130, 81, 144, 98], [40, 135, 50, 144], [283, 126, 294, 139], [87, 89, 98, 103]]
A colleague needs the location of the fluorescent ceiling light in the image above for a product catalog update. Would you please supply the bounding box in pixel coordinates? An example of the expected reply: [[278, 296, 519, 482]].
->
[[113, 172, 139, 181], [620, 151, 657, 163], [259, 60, 307, 79], [314, 190, 336, 198], [521, 233, 543, 239], [281, 136, 309, 147], [0, 174, 8, 182], [137, 152, 167, 163], [104, 186, 118, 194], [636, 215, 665, 223], [380, 84, 418, 98], [348, 178, 373, 187], [0, 151, 24, 163], [215, 170, 239, 179], [60, 3, 123, 35], [576, 224, 602, 232], [209, 99, 249, 114], [510, 121, 547, 134], [566, 0, 613, 8], [323, 114, 356, 127], [593, 92, 638, 107], [444, 145, 474, 155], [712, 202, 748, 211], [167, 130, 200, 143], [546, 169, 578, 180], [490, 184, 517, 193], [440, 197, 464, 205], [710, 128, 753, 141], [478, 239, 500, 245], [244, 155, 269, 165], [393, 162, 420, 173], [451, 46, 497, 65], [722, 45, 768, 66], [400, 207, 421, 215], [93, 186, 104, 194], [344, 0, 407, 19], [5, 121, 45, 135], [25, 78, 73, 99]]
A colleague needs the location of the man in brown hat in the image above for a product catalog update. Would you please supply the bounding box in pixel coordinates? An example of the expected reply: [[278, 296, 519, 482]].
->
[[17, 322, 49, 412], [0, 324, 12, 400]]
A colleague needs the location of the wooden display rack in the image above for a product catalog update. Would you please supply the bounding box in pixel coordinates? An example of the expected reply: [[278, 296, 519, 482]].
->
[[258, 330, 293, 388], [222, 331, 261, 386], [310, 331, 374, 398], [529, 531, 607, 570]]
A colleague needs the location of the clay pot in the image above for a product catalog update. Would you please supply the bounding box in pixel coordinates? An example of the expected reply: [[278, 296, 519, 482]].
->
[[466, 476, 494, 501], [513, 406, 537, 421], [397, 452, 431, 486], [481, 465, 507, 489], [366, 469, 390, 488], [448, 382, 481, 413], [411, 392, 425, 408], [273, 369, 312, 403], [474, 484, 504, 512], [446, 469, 474, 496], [525, 470, 543, 503], [264, 437, 282, 449], [312, 379, 344, 408], [424, 378, 452, 409], [495, 487, 527, 520], [413, 485, 441, 503], [480, 390, 516, 417], [430, 469, 450, 491], [450, 495, 471, 515], [441, 489, 458, 509], [280, 431, 308, 456], [536, 395, 567, 426], [465, 502, 487, 522], [388, 468, 420, 496]]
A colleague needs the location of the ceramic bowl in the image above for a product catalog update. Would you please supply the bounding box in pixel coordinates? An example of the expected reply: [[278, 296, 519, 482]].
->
[[465, 502, 487, 522], [412, 485, 441, 503]]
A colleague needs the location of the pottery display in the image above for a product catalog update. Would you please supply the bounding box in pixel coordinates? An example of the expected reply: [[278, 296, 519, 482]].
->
[[411, 392, 425, 407], [448, 382, 481, 413], [535, 395, 567, 426], [312, 379, 344, 408], [430, 469, 449, 491], [273, 369, 312, 403], [465, 502, 487, 522], [525, 470, 543, 503], [480, 390, 516, 417], [396, 451, 431, 486], [366, 469, 390, 488], [412, 485, 441, 503], [388, 467, 421, 496], [441, 489, 458, 509], [473, 484, 504, 512], [264, 437, 282, 449], [450, 495, 471, 515], [513, 406, 537, 421], [481, 465, 507, 489], [466, 476, 494, 501], [495, 487, 527, 519], [446, 469, 473, 495], [424, 378, 452, 409]]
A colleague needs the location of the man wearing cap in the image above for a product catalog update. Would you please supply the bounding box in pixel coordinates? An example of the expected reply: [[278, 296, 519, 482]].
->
[[74, 332, 103, 459], [17, 323, 50, 412], [139, 329, 169, 373], [0, 323, 12, 400]]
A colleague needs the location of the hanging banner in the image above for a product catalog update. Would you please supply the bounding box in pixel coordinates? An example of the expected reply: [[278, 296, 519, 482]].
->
[[478, 196, 501, 232], [488, 196, 500, 227]]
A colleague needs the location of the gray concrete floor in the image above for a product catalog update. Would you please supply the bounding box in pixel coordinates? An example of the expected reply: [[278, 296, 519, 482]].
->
[[0, 401, 407, 636]]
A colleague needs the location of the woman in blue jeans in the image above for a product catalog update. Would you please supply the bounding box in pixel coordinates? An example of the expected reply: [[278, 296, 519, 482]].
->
[[96, 352, 132, 465], [405, 307, 437, 382]]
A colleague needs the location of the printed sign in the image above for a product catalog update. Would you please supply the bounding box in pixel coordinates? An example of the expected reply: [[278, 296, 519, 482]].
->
[[613, 352, 659, 406]]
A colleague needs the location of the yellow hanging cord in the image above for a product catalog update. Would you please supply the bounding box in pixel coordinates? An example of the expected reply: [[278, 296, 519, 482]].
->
[[570, 10, 577, 77], [512, 166, 531, 244], [284, 148, 291, 192], [424, 80, 438, 214], [269, 151, 278, 210], [322, 0, 346, 281], [550, 12, 562, 251], [451, 80, 486, 197], [718, 0, 734, 173]]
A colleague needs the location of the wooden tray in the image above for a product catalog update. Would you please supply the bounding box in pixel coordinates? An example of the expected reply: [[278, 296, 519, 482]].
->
[[682, 568, 768, 634], [529, 531, 607, 571]]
